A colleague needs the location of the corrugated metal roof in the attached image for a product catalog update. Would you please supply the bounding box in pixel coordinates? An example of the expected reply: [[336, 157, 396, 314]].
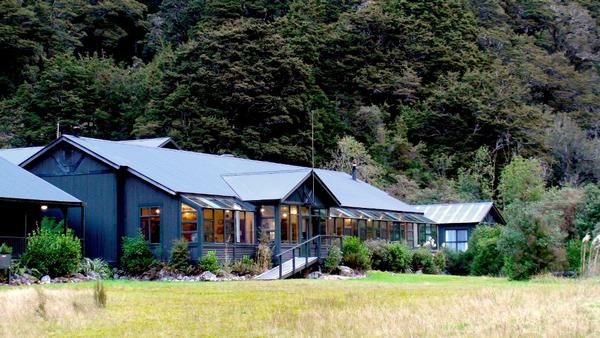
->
[[0, 157, 81, 204], [0, 146, 43, 165], [118, 137, 175, 148], [223, 170, 311, 201], [413, 202, 494, 224], [314, 169, 417, 213], [24, 135, 418, 213], [59, 135, 304, 197]]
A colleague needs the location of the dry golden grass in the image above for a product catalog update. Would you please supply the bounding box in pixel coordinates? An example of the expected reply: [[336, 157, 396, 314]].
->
[[0, 287, 98, 337], [1, 273, 600, 337]]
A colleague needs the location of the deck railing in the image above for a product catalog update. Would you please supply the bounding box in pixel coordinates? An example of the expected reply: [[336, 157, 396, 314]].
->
[[0, 236, 26, 257], [275, 235, 343, 279]]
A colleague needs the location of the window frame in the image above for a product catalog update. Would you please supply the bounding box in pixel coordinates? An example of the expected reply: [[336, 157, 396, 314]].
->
[[444, 228, 469, 252], [140, 206, 161, 244]]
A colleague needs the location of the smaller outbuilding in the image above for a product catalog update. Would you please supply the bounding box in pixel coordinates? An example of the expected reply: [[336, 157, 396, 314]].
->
[[414, 202, 504, 251], [0, 157, 83, 256]]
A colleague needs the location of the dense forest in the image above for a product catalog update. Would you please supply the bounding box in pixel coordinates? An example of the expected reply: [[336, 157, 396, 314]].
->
[[1, 0, 599, 202]]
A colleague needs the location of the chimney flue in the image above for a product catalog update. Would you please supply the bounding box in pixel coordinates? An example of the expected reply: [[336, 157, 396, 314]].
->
[[351, 163, 357, 180]]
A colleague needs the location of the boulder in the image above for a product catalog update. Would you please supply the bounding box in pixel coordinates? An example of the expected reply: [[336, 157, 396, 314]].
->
[[40, 275, 51, 284], [199, 271, 217, 281], [307, 271, 324, 279], [338, 266, 354, 277]]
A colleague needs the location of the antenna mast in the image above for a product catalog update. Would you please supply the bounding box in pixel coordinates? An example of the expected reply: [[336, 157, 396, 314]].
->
[[311, 110, 315, 206]]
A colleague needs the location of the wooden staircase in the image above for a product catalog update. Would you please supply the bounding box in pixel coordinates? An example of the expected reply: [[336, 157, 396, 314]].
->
[[254, 235, 343, 280], [255, 256, 318, 280]]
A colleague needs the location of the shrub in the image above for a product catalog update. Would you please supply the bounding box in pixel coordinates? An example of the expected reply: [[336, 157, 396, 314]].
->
[[498, 203, 566, 280], [199, 251, 220, 273], [342, 236, 372, 271], [411, 248, 436, 274], [364, 240, 388, 270], [468, 226, 504, 276], [20, 221, 81, 277], [79, 257, 112, 279], [433, 250, 446, 273], [231, 255, 254, 275], [169, 239, 191, 272], [120, 233, 156, 275], [0, 243, 12, 254], [384, 243, 413, 273], [323, 245, 343, 273], [566, 239, 581, 272], [444, 248, 471, 275]]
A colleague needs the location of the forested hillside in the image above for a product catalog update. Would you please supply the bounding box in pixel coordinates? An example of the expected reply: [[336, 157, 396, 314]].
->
[[1, 0, 599, 203]]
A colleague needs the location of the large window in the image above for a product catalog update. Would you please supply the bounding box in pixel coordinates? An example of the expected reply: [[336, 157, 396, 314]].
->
[[280, 205, 300, 244], [405, 223, 414, 248], [418, 224, 437, 245], [260, 206, 276, 241], [140, 207, 160, 244], [237, 211, 255, 244], [181, 204, 198, 242], [444, 229, 468, 251], [203, 209, 255, 244]]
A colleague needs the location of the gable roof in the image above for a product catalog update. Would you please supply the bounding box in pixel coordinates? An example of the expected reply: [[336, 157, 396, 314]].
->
[[222, 170, 312, 201], [314, 169, 418, 213], [0, 146, 44, 165], [23, 135, 417, 213], [0, 157, 81, 204], [0, 137, 179, 165], [413, 202, 502, 225]]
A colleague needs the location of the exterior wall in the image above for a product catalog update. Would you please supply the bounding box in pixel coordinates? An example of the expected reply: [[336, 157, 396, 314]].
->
[[26, 144, 118, 262], [123, 175, 180, 261]]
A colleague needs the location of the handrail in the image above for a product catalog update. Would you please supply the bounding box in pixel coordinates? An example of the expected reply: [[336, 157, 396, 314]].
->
[[275, 235, 344, 279]]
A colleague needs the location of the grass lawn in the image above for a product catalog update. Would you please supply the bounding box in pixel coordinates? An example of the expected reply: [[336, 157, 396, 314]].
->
[[1, 272, 600, 337]]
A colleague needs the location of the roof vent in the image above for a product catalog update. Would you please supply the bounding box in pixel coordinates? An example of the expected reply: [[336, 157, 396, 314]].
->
[[352, 163, 357, 180], [220, 154, 235, 158]]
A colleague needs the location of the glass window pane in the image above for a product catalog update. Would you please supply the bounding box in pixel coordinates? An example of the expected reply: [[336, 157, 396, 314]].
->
[[182, 222, 196, 232], [457, 242, 467, 252], [261, 206, 275, 218], [445, 230, 456, 242], [150, 217, 160, 244], [291, 208, 299, 243], [215, 210, 224, 242], [335, 218, 343, 236], [457, 230, 468, 242], [203, 209, 213, 220], [204, 220, 214, 242]]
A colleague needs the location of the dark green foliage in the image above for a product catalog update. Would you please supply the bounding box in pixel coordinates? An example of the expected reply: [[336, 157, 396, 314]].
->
[[120, 233, 156, 275], [79, 258, 112, 279], [468, 226, 504, 276], [342, 237, 372, 271], [498, 203, 567, 280], [364, 240, 388, 271], [231, 255, 254, 275], [433, 250, 447, 274], [199, 251, 221, 274], [383, 243, 413, 273], [411, 248, 437, 274], [2, 0, 600, 196], [0, 243, 12, 255], [566, 239, 582, 272], [169, 239, 191, 272], [21, 220, 81, 277], [576, 184, 600, 238], [444, 248, 472, 276], [322, 245, 342, 274]]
